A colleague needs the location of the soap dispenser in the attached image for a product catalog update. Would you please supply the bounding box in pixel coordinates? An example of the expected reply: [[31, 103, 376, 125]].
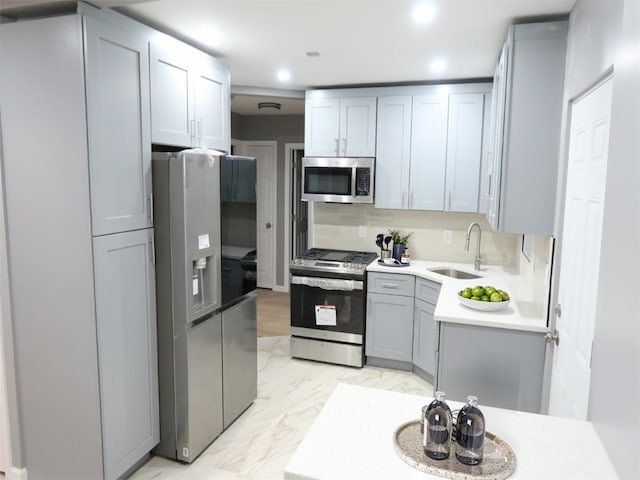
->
[[423, 391, 453, 460], [455, 395, 485, 465]]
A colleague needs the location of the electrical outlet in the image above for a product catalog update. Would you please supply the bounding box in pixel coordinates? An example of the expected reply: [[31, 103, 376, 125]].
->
[[444, 230, 453, 244], [358, 225, 367, 238]]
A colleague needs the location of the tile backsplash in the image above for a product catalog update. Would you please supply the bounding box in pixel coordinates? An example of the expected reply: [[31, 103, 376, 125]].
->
[[312, 203, 522, 267]]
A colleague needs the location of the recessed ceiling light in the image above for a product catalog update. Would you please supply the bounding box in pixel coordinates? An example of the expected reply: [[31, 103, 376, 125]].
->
[[430, 58, 446, 73], [277, 69, 291, 82], [412, 3, 436, 23], [306, 51, 320, 57]]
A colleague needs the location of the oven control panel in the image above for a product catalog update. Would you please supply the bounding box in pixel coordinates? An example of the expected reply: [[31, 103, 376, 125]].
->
[[290, 258, 368, 276]]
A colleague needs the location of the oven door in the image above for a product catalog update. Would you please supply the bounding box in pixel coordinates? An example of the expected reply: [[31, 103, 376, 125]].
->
[[290, 275, 364, 343]]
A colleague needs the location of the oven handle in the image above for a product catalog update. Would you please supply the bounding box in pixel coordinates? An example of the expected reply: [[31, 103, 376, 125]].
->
[[291, 275, 363, 291]]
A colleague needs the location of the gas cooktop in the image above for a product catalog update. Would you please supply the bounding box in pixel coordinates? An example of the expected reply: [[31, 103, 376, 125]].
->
[[290, 248, 377, 277]]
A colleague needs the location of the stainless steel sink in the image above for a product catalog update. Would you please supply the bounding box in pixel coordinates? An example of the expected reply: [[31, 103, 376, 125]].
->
[[428, 267, 482, 279]]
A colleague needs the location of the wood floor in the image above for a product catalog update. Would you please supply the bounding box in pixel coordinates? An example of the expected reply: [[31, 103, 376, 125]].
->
[[257, 288, 291, 337]]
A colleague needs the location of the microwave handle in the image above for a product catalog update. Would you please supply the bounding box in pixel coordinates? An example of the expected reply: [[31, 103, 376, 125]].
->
[[352, 166, 357, 197]]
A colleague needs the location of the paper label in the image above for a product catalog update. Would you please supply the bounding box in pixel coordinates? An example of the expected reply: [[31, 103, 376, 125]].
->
[[198, 234, 210, 250], [315, 305, 337, 326], [192, 277, 199, 296]]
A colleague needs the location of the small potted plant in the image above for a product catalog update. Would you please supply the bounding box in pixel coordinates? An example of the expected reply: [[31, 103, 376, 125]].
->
[[388, 229, 413, 260]]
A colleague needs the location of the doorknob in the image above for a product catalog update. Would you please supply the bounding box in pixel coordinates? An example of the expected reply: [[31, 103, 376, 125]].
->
[[266, 222, 272, 229]]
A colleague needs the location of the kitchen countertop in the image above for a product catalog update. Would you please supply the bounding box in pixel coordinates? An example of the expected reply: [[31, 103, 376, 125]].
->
[[367, 259, 548, 333], [284, 383, 618, 480]]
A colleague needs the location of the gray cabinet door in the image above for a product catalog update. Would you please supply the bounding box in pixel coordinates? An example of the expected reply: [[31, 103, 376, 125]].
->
[[375, 96, 412, 209], [84, 15, 152, 235], [149, 38, 195, 147], [93, 228, 159, 479], [194, 53, 230, 152], [445, 93, 484, 212], [413, 298, 437, 376], [410, 94, 449, 210], [365, 293, 414, 362], [436, 322, 545, 412]]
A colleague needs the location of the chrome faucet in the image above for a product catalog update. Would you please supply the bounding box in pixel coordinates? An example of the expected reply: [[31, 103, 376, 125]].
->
[[465, 222, 482, 271]]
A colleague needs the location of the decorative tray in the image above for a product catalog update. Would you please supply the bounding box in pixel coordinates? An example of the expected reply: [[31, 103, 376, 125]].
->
[[377, 259, 410, 267], [393, 420, 516, 480]]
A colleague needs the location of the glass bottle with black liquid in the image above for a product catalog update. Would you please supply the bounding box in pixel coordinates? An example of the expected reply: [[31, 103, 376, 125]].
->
[[455, 395, 485, 465], [423, 391, 453, 460]]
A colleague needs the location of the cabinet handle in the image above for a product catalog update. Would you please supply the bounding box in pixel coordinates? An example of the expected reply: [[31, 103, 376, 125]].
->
[[190, 119, 195, 144], [409, 192, 414, 209], [341, 138, 346, 155], [448, 191, 452, 210], [334, 138, 339, 156], [148, 192, 154, 223], [381, 283, 399, 289], [150, 236, 156, 266], [197, 119, 203, 145]]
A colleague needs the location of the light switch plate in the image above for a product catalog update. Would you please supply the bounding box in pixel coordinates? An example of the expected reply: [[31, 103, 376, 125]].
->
[[358, 225, 367, 238], [444, 230, 453, 244]]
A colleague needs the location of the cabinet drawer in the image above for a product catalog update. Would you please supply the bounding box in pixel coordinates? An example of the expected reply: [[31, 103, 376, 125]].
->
[[367, 273, 415, 297], [415, 277, 441, 305]]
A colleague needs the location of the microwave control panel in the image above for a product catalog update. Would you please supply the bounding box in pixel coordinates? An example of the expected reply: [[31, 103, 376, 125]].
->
[[355, 168, 371, 196]]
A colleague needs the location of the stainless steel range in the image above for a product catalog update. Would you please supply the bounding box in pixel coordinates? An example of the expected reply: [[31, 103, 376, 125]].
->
[[289, 248, 377, 367]]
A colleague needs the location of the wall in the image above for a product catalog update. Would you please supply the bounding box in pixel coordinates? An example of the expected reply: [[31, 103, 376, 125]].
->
[[551, 0, 639, 477], [231, 113, 304, 287], [313, 204, 521, 266]]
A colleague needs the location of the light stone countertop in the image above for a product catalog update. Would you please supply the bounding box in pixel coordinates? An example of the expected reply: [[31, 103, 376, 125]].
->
[[367, 259, 548, 333], [284, 383, 618, 480]]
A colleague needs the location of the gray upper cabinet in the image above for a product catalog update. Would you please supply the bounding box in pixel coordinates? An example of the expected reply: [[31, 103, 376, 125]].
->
[[304, 94, 377, 157], [93, 228, 159, 479], [374, 96, 412, 210], [487, 20, 568, 234], [84, 15, 153, 236], [409, 94, 448, 210], [150, 36, 230, 152], [373, 85, 489, 212], [445, 93, 484, 212]]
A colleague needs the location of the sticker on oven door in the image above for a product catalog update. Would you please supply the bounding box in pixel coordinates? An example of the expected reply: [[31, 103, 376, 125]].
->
[[198, 234, 210, 250], [315, 305, 337, 326]]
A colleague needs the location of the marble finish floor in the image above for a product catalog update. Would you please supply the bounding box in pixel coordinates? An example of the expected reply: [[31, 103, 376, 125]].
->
[[130, 336, 431, 480]]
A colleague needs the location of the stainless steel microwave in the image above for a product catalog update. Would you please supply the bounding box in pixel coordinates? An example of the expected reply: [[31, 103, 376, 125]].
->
[[301, 157, 375, 203]]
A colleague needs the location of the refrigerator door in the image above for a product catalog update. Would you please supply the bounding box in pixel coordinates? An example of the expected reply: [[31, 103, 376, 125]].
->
[[176, 313, 224, 462], [169, 149, 222, 323], [222, 292, 258, 429]]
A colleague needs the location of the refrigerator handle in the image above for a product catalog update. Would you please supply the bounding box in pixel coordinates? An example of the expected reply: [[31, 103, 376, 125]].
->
[[150, 236, 156, 266], [148, 192, 154, 224]]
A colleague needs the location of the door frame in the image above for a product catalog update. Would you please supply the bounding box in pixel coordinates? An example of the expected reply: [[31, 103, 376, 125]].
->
[[283, 142, 304, 293], [243, 140, 278, 291], [543, 72, 614, 417]]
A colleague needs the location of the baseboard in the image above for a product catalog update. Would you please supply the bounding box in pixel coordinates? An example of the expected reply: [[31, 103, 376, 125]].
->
[[272, 284, 289, 293], [7, 466, 28, 480]]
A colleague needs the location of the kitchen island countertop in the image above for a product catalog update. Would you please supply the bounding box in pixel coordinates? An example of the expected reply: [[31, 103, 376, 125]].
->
[[284, 383, 618, 480], [367, 259, 548, 333]]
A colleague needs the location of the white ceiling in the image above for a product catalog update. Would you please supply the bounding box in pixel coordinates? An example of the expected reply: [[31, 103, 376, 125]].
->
[[2, 0, 576, 115]]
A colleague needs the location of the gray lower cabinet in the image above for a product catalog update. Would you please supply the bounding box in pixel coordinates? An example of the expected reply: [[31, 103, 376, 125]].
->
[[436, 322, 546, 413], [413, 298, 437, 377], [92, 228, 159, 478], [366, 273, 416, 364]]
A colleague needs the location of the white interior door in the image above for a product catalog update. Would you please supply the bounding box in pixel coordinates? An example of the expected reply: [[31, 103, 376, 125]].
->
[[245, 142, 276, 289], [549, 77, 613, 420]]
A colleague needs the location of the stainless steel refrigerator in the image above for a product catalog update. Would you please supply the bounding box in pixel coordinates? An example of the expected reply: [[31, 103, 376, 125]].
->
[[152, 149, 257, 463]]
